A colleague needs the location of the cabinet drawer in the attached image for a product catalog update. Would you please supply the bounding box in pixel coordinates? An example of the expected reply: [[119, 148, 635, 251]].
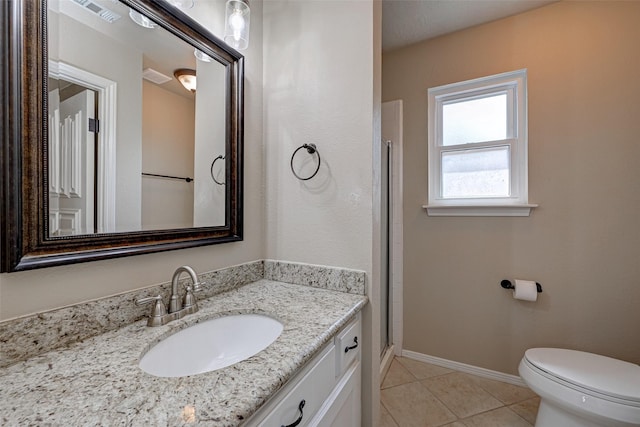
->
[[335, 315, 361, 377], [258, 344, 336, 427]]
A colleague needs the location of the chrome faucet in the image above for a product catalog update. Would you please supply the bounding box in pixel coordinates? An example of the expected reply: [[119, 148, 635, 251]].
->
[[136, 265, 205, 327]]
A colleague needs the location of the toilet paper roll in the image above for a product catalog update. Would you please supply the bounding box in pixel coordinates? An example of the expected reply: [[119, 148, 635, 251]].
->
[[514, 279, 538, 302]]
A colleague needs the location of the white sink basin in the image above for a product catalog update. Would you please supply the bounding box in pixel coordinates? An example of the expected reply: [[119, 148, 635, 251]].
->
[[139, 314, 283, 377]]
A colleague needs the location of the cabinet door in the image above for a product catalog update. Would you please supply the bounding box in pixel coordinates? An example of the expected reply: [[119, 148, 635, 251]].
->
[[309, 361, 361, 427], [258, 345, 336, 427]]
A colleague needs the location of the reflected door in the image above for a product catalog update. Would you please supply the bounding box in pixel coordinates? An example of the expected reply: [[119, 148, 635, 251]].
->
[[49, 89, 96, 235]]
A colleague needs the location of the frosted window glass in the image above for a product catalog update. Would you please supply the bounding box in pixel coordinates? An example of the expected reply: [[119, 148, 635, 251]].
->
[[442, 94, 508, 146], [442, 146, 510, 198]]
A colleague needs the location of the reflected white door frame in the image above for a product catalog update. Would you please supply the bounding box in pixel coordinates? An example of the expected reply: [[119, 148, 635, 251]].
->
[[49, 60, 117, 233]]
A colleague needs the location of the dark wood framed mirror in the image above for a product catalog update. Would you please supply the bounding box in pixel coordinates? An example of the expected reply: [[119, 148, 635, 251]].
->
[[1, 0, 244, 272]]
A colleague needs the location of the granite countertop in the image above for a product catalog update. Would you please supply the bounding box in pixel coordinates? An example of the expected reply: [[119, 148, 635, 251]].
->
[[0, 279, 367, 426]]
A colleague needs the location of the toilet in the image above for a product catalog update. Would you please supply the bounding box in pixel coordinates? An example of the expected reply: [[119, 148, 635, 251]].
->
[[519, 348, 640, 427]]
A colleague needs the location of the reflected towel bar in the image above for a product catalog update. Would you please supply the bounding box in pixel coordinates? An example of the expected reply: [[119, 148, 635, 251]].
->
[[142, 172, 193, 183], [210, 155, 225, 186]]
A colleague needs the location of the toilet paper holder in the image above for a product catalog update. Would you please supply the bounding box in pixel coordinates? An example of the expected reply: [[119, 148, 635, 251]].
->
[[501, 280, 543, 293]]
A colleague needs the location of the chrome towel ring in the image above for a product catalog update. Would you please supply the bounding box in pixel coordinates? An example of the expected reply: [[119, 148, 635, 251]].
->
[[210, 155, 225, 186], [290, 143, 321, 181]]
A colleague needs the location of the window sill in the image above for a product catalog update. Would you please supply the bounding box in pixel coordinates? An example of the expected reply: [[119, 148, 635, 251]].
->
[[423, 204, 538, 217]]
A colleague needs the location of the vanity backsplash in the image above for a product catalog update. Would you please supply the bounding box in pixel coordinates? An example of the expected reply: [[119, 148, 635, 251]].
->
[[264, 260, 365, 295], [0, 260, 365, 368]]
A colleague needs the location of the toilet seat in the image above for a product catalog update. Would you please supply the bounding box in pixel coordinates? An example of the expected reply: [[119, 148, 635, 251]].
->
[[524, 348, 640, 407]]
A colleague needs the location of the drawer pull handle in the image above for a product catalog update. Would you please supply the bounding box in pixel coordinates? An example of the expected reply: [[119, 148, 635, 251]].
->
[[344, 336, 359, 353], [281, 399, 305, 427]]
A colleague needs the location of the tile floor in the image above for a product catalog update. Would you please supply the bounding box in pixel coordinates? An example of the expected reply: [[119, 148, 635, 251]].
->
[[380, 357, 540, 426]]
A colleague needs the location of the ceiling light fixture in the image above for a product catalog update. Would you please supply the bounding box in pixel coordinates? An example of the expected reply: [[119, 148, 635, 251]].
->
[[223, 0, 250, 51], [129, 8, 157, 28], [174, 69, 197, 92]]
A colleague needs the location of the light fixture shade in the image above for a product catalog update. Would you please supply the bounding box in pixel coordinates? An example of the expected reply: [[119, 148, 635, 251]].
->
[[224, 0, 250, 51], [174, 69, 197, 92], [194, 48, 213, 63], [129, 8, 157, 28], [166, 0, 195, 9]]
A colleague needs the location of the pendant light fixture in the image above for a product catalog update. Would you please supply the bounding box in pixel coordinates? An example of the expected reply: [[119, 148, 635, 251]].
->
[[223, 0, 250, 51]]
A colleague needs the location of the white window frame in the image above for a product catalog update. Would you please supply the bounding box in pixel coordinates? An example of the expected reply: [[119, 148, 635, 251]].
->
[[424, 69, 537, 217]]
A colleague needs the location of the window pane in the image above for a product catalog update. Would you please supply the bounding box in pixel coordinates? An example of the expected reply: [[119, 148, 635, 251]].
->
[[442, 94, 507, 146], [441, 146, 510, 198]]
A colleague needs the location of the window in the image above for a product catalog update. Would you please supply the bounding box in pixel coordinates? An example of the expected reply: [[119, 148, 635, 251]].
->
[[425, 69, 536, 216]]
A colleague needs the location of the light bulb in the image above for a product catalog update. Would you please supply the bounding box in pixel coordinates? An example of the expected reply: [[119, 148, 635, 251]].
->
[[229, 9, 245, 31], [229, 10, 245, 41], [179, 75, 196, 92], [224, 0, 250, 50]]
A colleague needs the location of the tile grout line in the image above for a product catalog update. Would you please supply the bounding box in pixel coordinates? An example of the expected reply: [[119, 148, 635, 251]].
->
[[415, 377, 464, 422], [380, 370, 451, 391], [458, 405, 534, 426], [460, 372, 539, 424], [380, 400, 401, 427], [469, 382, 536, 407]]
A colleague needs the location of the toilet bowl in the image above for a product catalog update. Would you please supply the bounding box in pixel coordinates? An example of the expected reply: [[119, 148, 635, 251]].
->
[[519, 348, 640, 427]]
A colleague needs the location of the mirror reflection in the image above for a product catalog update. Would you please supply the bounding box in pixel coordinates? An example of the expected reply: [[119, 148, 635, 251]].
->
[[47, 0, 227, 236]]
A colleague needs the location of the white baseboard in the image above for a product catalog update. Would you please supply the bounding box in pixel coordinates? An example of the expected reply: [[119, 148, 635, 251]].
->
[[401, 349, 527, 387], [380, 345, 395, 385]]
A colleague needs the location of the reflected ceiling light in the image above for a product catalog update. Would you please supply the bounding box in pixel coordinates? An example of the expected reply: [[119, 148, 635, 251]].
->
[[166, 0, 195, 9], [129, 8, 157, 28], [194, 49, 213, 63], [224, 0, 250, 51], [174, 69, 197, 92]]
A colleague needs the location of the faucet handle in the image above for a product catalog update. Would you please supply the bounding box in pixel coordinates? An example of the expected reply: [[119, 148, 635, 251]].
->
[[135, 295, 167, 327], [182, 282, 206, 310]]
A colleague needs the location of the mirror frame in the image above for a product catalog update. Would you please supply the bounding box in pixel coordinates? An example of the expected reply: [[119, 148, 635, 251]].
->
[[0, 0, 244, 272]]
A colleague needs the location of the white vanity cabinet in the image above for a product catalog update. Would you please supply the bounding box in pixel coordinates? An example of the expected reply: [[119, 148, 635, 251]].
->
[[246, 314, 362, 427]]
